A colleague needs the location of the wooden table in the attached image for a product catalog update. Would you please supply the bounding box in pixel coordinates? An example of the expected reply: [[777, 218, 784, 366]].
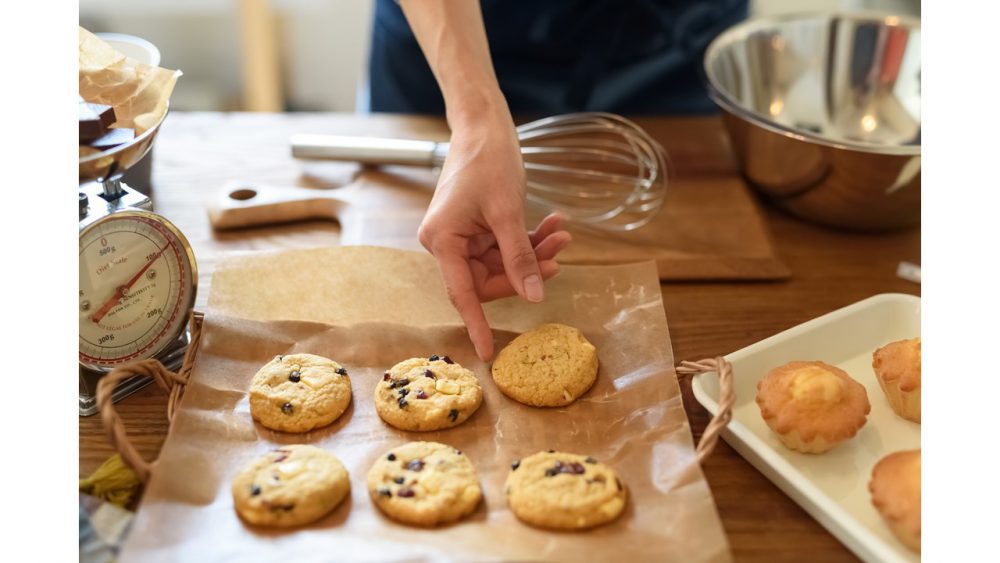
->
[[79, 112, 920, 562]]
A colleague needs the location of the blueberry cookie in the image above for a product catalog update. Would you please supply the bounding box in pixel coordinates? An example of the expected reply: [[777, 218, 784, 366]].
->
[[505, 450, 626, 530], [492, 324, 599, 407], [231, 445, 350, 527], [367, 441, 482, 527], [249, 353, 353, 433], [374, 355, 483, 431]]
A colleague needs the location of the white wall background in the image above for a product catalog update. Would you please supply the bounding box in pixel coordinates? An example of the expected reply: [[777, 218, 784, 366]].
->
[[79, 0, 918, 113]]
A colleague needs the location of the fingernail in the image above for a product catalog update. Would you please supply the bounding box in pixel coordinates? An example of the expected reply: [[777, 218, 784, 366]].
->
[[524, 274, 544, 303]]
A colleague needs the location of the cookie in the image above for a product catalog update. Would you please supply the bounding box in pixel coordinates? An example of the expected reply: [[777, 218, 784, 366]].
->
[[374, 355, 483, 431], [505, 450, 626, 529], [870, 449, 921, 552], [492, 324, 599, 407], [872, 337, 921, 422], [249, 353, 353, 433], [367, 441, 482, 526], [755, 361, 870, 454], [231, 445, 350, 527]]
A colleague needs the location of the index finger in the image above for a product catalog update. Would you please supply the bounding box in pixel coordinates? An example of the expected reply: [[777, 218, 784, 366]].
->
[[436, 252, 495, 361]]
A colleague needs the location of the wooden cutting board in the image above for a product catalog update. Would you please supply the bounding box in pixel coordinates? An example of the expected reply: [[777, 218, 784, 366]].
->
[[160, 112, 789, 281]]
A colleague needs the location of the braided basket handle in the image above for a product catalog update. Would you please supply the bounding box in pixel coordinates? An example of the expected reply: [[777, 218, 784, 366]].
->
[[676, 357, 735, 465], [96, 312, 203, 483]]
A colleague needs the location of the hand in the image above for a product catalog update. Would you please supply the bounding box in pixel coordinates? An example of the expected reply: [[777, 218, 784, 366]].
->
[[419, 120, 572, 361]]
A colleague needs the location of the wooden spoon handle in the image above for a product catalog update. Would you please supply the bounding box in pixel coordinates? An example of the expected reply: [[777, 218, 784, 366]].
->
[[207, 183, 348, 230]]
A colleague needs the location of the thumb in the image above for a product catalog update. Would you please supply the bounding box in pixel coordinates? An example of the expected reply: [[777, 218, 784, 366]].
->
[[492, 218, 545, 303]]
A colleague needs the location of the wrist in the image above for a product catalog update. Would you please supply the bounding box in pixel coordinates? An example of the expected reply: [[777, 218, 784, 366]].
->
[[445, 86, 513, 133]]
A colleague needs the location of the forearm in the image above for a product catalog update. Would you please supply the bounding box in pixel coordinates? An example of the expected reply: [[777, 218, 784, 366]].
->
[[397, 0, 510, 129]]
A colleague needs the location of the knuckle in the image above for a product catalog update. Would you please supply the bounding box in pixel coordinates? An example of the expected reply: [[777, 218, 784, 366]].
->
[[508, 245, 537, 271]]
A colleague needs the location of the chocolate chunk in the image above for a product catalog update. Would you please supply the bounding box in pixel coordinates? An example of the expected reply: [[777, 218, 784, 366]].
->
[[442, 356, 454, 364], [585, 456, 597, 464], [406, 460, 425, 472], [383, 372, 390, 381], [547, 449, 555, 453], [448, 409, 459, 422], [545, 460, 586, 477], [428, 355, 440, 361], [89, 127, 135, 151], [250, 484, 261, 496], [394, 476, 405, 484], [288, 370, 300, 382], [398, 388, 409, 397], [397, 488, 416, 498], [416, 390, 428, 399], [79, 102, 115, 142], [398, 397, 409, 408], [281, 402, 293, 414], [454, 449, 462, 455], [378, 487, 392, 497], [511, 460, 521, 471], [336, 367, 347, 376], [277, 355, 284, 361], [424, 369, 435, 379], [387, 453, 396, 461]]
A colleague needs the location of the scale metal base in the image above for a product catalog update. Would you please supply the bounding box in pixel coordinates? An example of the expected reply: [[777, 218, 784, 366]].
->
[[78, 330, 190, 416]]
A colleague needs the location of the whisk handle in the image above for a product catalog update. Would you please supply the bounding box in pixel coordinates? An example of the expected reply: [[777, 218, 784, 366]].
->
[[290, 134, 443, 167]]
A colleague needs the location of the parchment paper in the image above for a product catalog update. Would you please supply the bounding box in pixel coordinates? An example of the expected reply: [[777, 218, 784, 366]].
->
[[79, 26, 180, 135], [119, 247, 731, 562]]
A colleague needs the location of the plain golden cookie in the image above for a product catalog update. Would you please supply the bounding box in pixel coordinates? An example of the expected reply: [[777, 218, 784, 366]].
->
[[367, 441, 482, 527], [872, 337, 921, 423], [869, 449, 921, 552], [249, 353, 353, 433], [755, 361, 870, 453], [504, 450, 626, 530], [231, 445, 350, 528], [492, 324, 599, 407], [374, 356, 483, 431]]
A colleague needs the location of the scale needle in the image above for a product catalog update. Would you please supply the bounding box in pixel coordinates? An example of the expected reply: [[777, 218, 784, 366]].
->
[[90, 243, 170, 324]]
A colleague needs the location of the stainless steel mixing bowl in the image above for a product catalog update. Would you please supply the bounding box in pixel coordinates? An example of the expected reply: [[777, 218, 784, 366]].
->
[[704, 12, 920, 231]]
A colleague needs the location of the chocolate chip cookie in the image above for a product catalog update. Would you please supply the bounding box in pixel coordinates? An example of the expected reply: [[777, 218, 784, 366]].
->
[[367, 441, 482, 527], [232, 445, 350, 527], [505, 450, 626, 529], [249, 353, 353, 433], [374, 355, 483, 431], [492, 324, 599, 407]]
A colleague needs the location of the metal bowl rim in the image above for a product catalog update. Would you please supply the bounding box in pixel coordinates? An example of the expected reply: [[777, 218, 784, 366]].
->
[[703, 10, 921, 156]]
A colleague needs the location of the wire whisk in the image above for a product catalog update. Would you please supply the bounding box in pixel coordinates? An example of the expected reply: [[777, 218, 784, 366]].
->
[[291, 112, 669, 232]]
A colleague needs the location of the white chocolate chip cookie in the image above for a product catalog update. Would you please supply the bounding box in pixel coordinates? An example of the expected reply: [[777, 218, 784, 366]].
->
[[367, 441, 482, 527], [249, 353, 353, 433], [505, 450, 626, 530], [232, 445, 350, 527], [374, 355, 483, 431]]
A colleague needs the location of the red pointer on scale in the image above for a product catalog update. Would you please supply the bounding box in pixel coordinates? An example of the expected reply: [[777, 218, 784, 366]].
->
[[90, 243, 170, 324]]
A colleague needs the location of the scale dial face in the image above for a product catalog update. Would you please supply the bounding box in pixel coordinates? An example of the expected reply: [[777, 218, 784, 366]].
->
[[79, 210, 197, 368]]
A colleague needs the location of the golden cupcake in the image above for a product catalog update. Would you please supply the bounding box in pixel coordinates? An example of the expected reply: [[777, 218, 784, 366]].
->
[[872, 337, 921, 423], [755, 361, 870, 453], [869, 449, 921, 552]]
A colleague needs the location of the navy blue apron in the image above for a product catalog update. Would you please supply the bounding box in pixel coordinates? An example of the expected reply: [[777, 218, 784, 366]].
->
[[368, 0, 748, 115]]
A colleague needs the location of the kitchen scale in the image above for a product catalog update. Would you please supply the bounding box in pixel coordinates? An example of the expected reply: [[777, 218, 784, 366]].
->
[[78, 112, 198, 416]]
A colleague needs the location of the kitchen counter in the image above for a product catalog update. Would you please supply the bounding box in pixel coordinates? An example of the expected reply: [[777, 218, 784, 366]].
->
[[78, 112, 920, 562]]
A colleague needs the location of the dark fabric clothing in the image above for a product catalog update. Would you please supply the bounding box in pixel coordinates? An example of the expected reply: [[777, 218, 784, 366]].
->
[[368, 0, 747, 115]]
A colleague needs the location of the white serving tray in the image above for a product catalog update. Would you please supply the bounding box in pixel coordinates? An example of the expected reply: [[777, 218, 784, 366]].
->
[[691, 293, 921, 563]]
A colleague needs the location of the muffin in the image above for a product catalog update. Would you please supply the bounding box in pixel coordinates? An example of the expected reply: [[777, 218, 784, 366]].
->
[[872, 337, 921, 423], [755, 361, 870, 453], [869, 449, 921, 552]]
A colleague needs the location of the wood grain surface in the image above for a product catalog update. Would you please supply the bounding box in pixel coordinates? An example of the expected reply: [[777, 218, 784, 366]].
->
[[78, 113, 920, 562]]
